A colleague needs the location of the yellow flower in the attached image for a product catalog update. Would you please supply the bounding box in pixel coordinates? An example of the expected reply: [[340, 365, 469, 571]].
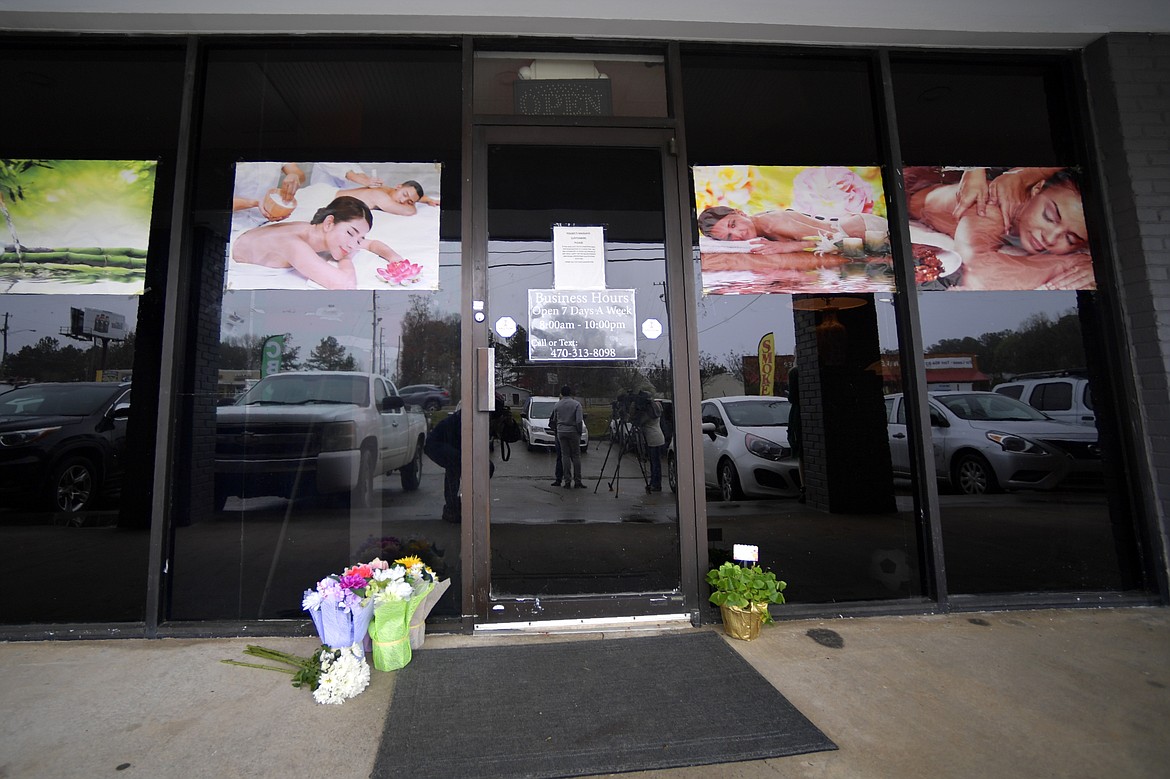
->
[[693, 165, 753, 213], [394, 555, 423, 569], [714, 165, 751, 193]]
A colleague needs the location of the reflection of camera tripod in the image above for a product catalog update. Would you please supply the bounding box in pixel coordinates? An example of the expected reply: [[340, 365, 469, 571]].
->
[[595, 405, 650, 496]]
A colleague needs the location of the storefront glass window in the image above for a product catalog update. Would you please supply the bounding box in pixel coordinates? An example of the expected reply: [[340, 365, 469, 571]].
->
[[681, 50, 925, 605], [891, 56, 1145, 594], [0, 40, 185, 624], [168, 42, 466, 622]]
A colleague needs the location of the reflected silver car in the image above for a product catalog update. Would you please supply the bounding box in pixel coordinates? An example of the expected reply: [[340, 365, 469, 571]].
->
[[668, 395, 800, 501], [886, 391, 1101, 495]]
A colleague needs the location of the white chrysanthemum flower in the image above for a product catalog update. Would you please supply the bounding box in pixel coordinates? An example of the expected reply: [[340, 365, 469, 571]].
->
[[313, 646, 370, 704], [302, 590, 323, 611]]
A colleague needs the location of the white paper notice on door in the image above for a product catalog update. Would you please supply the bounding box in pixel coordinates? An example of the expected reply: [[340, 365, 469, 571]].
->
[[552, 225, 606, 290]]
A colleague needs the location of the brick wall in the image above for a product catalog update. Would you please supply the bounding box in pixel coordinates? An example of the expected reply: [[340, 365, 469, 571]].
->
[[1084, 33, 1170, 592], [793, 300, 896, 514]]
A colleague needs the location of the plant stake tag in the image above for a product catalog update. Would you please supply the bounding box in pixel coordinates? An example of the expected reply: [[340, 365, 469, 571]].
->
[[733, 544, 759, 564]]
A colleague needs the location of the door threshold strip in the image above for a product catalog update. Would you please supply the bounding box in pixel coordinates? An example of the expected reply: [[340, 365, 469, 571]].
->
[[474, 613, 692, 634]]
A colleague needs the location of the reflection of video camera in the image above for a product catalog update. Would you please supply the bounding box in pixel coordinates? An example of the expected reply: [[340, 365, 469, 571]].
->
[[613, 390, 655, 426], [611, 391, 634, 421]]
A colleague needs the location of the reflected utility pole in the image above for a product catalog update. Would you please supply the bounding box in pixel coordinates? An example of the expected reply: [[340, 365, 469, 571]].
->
[[1, 312, 36, 373], [371, 290, 378, 374]]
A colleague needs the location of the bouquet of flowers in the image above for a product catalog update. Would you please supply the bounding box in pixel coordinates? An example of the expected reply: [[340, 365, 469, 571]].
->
[[301, 570, 378, 651], [221, 643, 370, 706], [298, 552, 448, 673], [365, 555, 439, 672], [311, 644, 372, 705]]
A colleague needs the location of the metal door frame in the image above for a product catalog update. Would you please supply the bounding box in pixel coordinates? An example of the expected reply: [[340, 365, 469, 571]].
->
[[460, 124, 703, 627]]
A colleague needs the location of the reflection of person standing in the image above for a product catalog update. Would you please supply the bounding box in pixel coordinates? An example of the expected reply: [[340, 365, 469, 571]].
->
[[426, 405, 503, 522], [637, 391, 665, 492], [551, 385, 585, 489], [786, 366, 805, 502], [550, 436, 565, 487], [424, 408, 463, 523]]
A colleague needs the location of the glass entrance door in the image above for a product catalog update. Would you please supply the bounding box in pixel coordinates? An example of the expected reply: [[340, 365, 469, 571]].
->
[[476, 128, 686, 624]]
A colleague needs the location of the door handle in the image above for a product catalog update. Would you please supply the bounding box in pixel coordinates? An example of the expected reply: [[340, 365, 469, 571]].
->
[[893, 432, 906, 439], [477, 347, 496, 411]]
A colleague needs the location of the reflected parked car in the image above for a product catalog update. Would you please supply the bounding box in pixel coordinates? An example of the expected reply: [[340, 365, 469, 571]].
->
[[885, 391, 1101, 495], [0, 382, 132, 512], [993, 373, 1095, 427], [397, 383, 452, 412], [520, 395, 589, 452], [214, 372, 427, 510], [667, 395, 800, 501]]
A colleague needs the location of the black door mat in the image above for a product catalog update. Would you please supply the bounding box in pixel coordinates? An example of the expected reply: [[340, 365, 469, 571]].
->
[[372, 630, 836, 778]]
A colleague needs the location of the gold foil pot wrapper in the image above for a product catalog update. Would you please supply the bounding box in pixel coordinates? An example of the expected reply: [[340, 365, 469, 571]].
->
[[719, 602, 768, 641]]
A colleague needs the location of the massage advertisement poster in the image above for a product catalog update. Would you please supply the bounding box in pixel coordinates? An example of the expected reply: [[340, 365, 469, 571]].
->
[[694, 165, 892, 296], [0, 159, 157, 295], [226, 161, 441, 291], [902, 165, 1094, 291]]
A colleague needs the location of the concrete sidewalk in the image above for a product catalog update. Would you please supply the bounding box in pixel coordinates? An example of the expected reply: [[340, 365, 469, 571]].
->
[[1, 607, 1168, 778]]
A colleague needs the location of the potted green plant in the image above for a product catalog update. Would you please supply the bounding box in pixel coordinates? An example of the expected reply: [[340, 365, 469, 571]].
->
[[705, 561, 787, 641]]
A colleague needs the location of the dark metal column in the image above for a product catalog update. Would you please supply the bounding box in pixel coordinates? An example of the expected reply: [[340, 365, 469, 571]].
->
[[872, 49, 949, 609]]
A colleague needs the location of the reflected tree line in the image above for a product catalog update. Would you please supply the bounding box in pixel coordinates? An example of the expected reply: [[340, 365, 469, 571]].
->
[[3, 332, 137, 382], [694, 306, 1086, 392], [924, 308, 1085, 380], [219, 334, 357, 372], [2, 329, 368, 383], [4, 302, 1084, 394]]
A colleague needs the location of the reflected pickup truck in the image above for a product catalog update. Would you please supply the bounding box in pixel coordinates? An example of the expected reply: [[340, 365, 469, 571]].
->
[[214, 371, 426, 510]]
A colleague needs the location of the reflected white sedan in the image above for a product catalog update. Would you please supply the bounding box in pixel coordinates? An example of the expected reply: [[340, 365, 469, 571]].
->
[[520, 395, 589, 452], [669, 395, 801, 500]]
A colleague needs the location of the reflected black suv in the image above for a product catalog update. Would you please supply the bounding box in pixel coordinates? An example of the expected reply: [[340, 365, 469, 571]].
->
[[0, 382, 132, 512]]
